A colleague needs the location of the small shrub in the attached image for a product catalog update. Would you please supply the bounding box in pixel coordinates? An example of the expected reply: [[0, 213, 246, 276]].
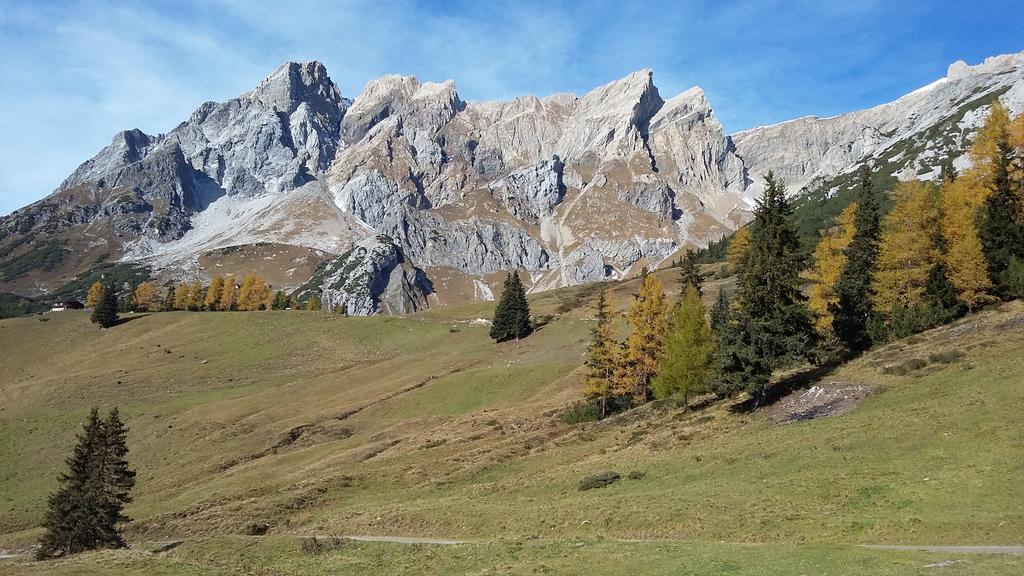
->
[[579, 471, 620, 491], [300, 536, 347, 555], [560, 403, 600, 424], [244, 522, 269, 536], [903, 357, 928, 371], [882, 356, 929, 375], [627, 470, 647, 480], [928, 350, 964, 364]]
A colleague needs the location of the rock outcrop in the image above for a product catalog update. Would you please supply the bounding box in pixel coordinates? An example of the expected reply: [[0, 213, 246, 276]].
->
[[298, 235, 432, 316]]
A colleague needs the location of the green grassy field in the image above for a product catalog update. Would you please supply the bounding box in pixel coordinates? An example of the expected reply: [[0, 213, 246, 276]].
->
[[0, 276, 1022, 574]]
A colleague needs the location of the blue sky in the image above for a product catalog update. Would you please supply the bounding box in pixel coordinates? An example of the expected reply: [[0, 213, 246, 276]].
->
[[1, 0, 1022, 215]]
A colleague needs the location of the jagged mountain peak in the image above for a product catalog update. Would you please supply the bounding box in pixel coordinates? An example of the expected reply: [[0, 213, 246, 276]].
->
[[340, 74, 463, 145], [252, 60, 344, 116]]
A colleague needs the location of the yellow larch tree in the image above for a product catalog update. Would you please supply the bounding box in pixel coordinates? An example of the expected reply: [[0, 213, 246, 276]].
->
[[132, 282, 160, 312], [970, 99, 1011, 177], [873, 180, 941, 312], [726, 226, 751, 273], [173, 282, 191, 311], [237, 274, 271, 311], [806, 203, 857, 334], [940, 172, 995, 309], [219, 276, 238, 311], [583, 291, 618, 417], [188, 281, 204, 311], [204, 276, 224, 311], [612, 271, 668, 405], [86, 281, 104, 308]]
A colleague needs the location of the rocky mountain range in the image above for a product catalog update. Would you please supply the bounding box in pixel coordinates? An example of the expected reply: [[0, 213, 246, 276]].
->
[[2, 51, 1022, 314]]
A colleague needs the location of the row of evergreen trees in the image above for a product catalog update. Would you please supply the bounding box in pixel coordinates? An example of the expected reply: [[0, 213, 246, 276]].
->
[[580, 99, 1024, 415], [37, 408, 135, 559]]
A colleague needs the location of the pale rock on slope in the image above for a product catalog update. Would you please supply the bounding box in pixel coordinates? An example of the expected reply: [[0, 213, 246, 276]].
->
[[293, 235, 432, 316]]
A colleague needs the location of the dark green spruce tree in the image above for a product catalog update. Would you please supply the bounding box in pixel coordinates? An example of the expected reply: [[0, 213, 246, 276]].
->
[[490, 271, 533, 342], [831, 165, 882, 352], [718, 172, 816, 404], [922, 262, 966, 326], [96, 408, 135, 547], [90, 284, 119, 328], [978, 134, 1024, 299], [709, 288, 730, 335], [678, 248, 703, 297], [37, 407, 135, 559], [271, 290, 288, 310]]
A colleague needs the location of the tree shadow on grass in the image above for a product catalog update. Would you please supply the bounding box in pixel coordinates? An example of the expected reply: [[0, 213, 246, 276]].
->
[[729, 362, 841, 414], [111, 313, 151, 327]]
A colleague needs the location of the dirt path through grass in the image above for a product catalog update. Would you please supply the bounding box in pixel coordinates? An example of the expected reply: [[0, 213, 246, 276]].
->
[[860, 545, 1024, 555]]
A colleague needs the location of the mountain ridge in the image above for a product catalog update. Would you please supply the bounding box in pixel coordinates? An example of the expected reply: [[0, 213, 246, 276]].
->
[[2, 50, 1022, 312]]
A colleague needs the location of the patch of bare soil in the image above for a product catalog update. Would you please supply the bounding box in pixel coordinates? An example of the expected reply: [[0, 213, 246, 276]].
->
[[767, 381, 872, 423]]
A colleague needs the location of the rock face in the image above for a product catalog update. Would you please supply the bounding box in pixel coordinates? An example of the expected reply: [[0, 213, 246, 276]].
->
[[732, 52, 1024, 198], [325, 67, 748, 294], [3, 51, 1024, 312], [299, 235, 432, 316]]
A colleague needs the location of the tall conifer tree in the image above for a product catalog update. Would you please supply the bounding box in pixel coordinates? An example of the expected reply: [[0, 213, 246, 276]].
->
[[584, 292, 618, 417], [90, 284, 119, 328], [677, 249, 703, 297], [37, 407, 135, 559], [490, 272, 533, 342], [979, 133, 1024, 299], [719, 172, 815, 404], [613, 272, 668, 404], [832, 165, 882, 352]]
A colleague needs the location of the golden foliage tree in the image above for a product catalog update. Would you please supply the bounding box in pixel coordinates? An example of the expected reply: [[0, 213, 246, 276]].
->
[[726, 226, 750, 273], [219, 276, 238, 311], [873, 180, 941, 312], [305, 296, 321, 311], [806, 203, 857, 333], [86, 281, 104, 308], [613, 271, 667, 404], [940, 173, 995, 309], [970, 99, 1011, 176], [584, 292, 618, 417], [173, 283, 191, 311], [188, 281, 204, 311], [132, 282, 160, 312], [204, 276, 224, 311], [237, 274, 271, 311]]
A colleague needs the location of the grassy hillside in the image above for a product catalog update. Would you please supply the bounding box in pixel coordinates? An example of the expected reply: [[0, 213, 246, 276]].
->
[[1, 277, 1022, 574]]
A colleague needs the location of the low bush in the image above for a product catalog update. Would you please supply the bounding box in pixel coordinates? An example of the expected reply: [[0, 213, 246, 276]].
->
[[244, 522, 269, 536], [300, 536, 347, 555], [928, 350, 965, 364], [560, 403, 600, 424], [579, 471, 621, 491], [627, 470, 647, 480], [882, 357, 928, 376]]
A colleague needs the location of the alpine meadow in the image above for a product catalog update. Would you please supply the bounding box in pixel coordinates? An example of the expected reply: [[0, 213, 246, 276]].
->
[[2, 3, 1024, 574]]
